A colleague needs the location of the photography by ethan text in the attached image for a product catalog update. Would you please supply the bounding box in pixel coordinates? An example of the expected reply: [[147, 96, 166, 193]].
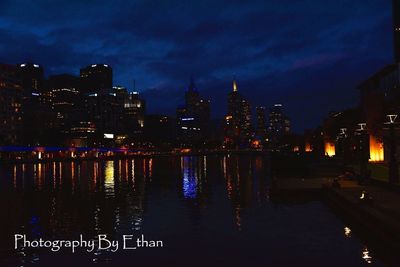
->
[[14, 234, 164, 253]]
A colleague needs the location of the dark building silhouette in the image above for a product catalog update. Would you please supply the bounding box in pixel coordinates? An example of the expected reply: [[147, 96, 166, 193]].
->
[[255, 106, 267, 141], [267, 104, 290, 150], [145, 115, 176, 149], [80, 64, 112, 94], [16, 63, 52, 145], [0, 64, 23, 145], [84, 86, 146, 146], [176, 78, 210, 147], [46, 74, 87, 145], [48, 74, 80, 131], [356, 1, 400, 163], [85, 89, 122, 145], [224, 79, 252, 148], [393, 0, 400, 62], [17, 63, 44, 95]]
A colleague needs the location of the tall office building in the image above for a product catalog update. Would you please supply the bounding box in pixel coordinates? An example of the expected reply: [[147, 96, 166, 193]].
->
[[46, 74, 82, 144], [17, 63, 44, 95], [80, 64, 112, 94], [176, 78, 210, 147], [16, 63, 52, 145], [267, 104, 290, 150], [0, 64, 23, 145], [225, 79, 252, 147], [116, 86, 146, 141], [255, 106, 267, 139], [84, 86, 146, 146], [393, 0, 400, 62]]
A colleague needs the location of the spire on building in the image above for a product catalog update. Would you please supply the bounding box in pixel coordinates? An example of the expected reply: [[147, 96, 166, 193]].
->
[[233, 78, 238, 92]]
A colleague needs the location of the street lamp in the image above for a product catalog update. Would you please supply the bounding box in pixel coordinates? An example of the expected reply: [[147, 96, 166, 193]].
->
[[385, 114, 399, 184]]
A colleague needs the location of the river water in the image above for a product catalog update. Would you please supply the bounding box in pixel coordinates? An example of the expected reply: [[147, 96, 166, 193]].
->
[[0, 155, 385, 266]]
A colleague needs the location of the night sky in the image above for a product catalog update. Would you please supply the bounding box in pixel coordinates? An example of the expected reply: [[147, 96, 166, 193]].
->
[[0, 0, 394, 132]]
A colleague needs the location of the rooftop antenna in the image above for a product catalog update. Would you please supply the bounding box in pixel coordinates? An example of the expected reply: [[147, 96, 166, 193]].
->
[[233, 74, 238, 92]]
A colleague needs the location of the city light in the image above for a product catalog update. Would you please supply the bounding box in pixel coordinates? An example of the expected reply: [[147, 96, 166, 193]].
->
[[104, 134, 114, 139], [369, 135, 384, 162], [1, 1, 400, 266], [362, 247, 372, 264], [305, 143, 312, 152], [344, 226, 351, 237], [324, 141, 335, 157]]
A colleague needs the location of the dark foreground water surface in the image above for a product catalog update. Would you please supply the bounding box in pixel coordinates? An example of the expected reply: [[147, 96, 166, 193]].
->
[[0, 155, 386, 266]]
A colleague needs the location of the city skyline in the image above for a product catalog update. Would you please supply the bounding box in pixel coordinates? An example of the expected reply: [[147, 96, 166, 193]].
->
[[2, 2, 400, 266], [0, 0, 394, 131]]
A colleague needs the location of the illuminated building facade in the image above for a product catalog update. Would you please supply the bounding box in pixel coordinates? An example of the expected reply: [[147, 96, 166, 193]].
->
[[358, 67, 397, 162], [116, 86, 146, 142], [321, 108, 372, 162], [0, 64, 23, 145], [177, 78, 210, 147], [224, 79, 252, 148], [355, 1, 400, 163], [80, 64, 112, 94]]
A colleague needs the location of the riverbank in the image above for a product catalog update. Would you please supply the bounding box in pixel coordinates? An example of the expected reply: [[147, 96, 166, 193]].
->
[[272, 175, 400, 265]]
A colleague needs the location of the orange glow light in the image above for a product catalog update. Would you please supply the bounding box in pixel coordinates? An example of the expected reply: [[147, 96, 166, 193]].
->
[[305, 143, 312, 152], [369, 135, 384, 162], [324, 142, 335, 157]]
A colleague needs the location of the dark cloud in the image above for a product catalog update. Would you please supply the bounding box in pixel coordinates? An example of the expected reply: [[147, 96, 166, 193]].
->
[[0, 0, 393, 132]]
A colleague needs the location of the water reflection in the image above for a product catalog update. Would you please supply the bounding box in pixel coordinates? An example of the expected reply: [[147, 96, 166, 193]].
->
[[0, 156, 385, 266], [344, 226, 352, 238], [104, 160, 115, 197], [362, 247, 373, 264], [181, 156, 200, 199]]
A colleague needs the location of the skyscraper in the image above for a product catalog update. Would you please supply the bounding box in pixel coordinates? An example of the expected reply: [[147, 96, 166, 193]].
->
[[80, 64, 112, 94], [118, 87, 146, 141], [17, 63, 51, 145], [0, 64, 23, 145], [176, 78, 210, 147], [393, 0, 400, 62], [48, 74, 80, 132], [17, 63, 44, 95], [225, 79, 252, 148], [255, 106, 267, 140], [267, 104, 290, 150]]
